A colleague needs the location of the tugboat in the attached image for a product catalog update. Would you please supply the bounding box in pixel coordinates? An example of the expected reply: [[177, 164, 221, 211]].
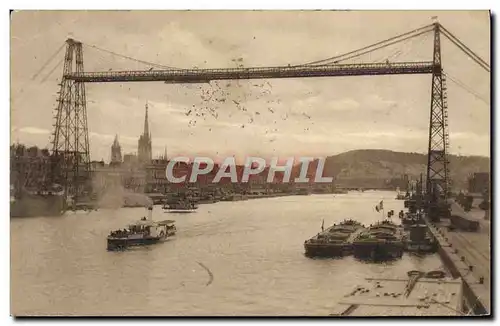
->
[[107, 206, 176, 251], [304, 219, 366, 257], [352, 220, 404, 261]]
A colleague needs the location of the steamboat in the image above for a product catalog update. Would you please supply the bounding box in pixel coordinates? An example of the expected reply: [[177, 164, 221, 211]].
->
[[107, 206, 176, 251], [304, 219, 366, 257]]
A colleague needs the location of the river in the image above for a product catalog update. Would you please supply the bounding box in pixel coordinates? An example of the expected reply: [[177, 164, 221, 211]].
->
[[11, 190, 446, 316]]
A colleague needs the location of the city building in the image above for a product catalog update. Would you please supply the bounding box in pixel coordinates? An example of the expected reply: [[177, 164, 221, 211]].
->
[[10, 144, 53, 192], [123, 153, 138, 166]]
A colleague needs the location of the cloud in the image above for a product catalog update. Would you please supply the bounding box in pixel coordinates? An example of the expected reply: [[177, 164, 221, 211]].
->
[[346, 130, 427, 140], [17, 127, 50, 135], [449, 131, 490, 141]]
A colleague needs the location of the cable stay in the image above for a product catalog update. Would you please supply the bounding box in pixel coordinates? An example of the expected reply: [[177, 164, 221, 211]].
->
[[12, 42, 66, 104], [295, 23, 434, 67], [439, 24, 490, 72], [443, 71, 490, 105], [342, 30, 431, 65], [40, 57, 64, 83], [31, 42, 66, 80], [313, 28, 432, 66], [82, 42, 182, 70]]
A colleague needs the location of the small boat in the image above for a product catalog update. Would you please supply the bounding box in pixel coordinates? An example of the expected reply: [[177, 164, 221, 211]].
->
[[163, 198, 199, 212], [107, 207, 176, 251], [304, 219, 366, 258], [395, 188, 409, 200], [352, 220, 404, 261]]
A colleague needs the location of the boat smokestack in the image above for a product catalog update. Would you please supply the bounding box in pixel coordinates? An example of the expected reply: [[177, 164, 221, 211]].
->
[[147, 206, 153, 221]]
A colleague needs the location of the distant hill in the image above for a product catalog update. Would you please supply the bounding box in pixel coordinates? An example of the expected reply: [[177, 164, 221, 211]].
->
[[301, 149, 490, 190]]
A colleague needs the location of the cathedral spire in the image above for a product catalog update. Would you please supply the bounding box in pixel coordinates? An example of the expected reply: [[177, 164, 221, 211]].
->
[[138, 101, 152, 164], [143, 101, 150, 138], [110, 134, 122, 164]]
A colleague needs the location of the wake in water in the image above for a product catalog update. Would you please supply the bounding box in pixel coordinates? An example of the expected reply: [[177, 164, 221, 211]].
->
[[196, 261, 214, 286]]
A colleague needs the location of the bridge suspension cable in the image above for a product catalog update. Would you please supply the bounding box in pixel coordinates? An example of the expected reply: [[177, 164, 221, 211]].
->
[[366, 30, 431, 64], [40, 57, 64, 83], [11, 41, 66, 106], [31, 42, 66, 80], [439, 24, 490, 72], [83, 43, 182, 70], [295, 23, 434, 66], [443, 71, 490, 105]]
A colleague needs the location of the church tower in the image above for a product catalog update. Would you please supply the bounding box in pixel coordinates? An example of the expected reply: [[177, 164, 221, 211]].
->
[[138, 102, 152, 164], [110, 134, 122, 165]]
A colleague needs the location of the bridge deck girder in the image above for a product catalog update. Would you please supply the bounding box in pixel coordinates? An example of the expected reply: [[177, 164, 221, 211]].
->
[[65, 61, 434, 83]]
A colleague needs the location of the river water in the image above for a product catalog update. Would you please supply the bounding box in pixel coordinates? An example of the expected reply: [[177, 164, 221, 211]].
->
[[11, 190, 446, 316]]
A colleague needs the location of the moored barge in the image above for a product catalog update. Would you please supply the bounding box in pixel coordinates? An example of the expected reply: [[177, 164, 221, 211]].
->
[[352, 220, 404, 261], [304, 219, 366, 258]]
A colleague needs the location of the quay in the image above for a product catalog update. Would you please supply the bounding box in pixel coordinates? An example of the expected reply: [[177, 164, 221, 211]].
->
[[330, 274, 463, 316], [424, 201, 490, 315]]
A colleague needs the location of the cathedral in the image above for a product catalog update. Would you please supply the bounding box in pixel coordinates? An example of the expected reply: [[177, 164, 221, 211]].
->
[[109, 102, 152, 166], [110, 134, 122, 165], [137, 102, 152, 164]]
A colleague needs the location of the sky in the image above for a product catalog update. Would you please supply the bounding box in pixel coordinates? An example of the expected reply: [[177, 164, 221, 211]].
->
[[10, 10, 490, 162]]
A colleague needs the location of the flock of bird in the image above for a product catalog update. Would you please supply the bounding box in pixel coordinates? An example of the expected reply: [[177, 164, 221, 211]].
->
[[177, 71, 317, 142]]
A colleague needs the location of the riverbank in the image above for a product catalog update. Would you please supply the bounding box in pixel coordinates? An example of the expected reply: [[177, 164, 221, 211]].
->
[[72, 191, 311, 211]]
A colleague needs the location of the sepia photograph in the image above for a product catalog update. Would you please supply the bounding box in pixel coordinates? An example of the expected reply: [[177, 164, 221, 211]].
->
[[9, 9, 491, 317]]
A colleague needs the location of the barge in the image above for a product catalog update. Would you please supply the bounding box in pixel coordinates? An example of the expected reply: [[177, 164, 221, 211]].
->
[[304, 219, 366, 258], [163, 197, 199, 213], [352, 220, 405, 261]]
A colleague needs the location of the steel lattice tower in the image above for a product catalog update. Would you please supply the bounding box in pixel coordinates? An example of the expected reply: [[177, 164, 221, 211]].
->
[[426, 23, 450, 214], [51, 38, 91, 201]]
